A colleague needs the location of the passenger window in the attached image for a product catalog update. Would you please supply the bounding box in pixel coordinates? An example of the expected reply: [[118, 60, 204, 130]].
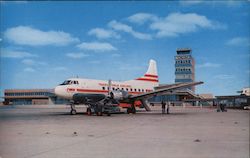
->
[[134, 89, 137, 92], [102, 87, 105, 90], [138, 89, 141, 92], [142, 89, 144, 92], [126, 88, 128, 91], [130, 88, 133, 91]]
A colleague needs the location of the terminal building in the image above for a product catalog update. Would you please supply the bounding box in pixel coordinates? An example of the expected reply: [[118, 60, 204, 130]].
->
[[3, 89, 68, 105]]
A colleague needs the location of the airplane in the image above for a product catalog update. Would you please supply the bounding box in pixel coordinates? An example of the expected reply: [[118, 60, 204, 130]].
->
[[54, 59, 203, 116]]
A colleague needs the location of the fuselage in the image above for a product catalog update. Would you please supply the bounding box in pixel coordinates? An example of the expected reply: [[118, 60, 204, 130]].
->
[[54, 59, 159, 100], [54, 77, 159, 100]]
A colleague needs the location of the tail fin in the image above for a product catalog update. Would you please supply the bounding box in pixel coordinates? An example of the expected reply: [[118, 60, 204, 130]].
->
[[136, 59, 159, 82]]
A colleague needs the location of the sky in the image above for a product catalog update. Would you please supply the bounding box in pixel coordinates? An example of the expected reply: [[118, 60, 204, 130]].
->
[[0, 0, 249, 97]]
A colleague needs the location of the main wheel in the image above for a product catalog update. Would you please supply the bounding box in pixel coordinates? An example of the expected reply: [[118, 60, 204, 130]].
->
[[131, 107, 136, 114], [87, 108, 92, 116], [127, 108, 132, 114], [71, 109, 77, 115], [97, 112, 103, 116]]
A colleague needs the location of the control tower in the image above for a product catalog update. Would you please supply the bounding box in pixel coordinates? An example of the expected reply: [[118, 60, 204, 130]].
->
[[175, 48, 195, 92]]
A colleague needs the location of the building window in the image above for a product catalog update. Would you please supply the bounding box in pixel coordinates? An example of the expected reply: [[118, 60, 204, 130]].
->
[[126, 88, 128, 91], [102, 87, 105, 90]]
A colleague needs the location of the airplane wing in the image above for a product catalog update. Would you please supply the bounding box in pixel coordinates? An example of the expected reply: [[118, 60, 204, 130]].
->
[[128, 81, 203, 111], [130, 81, 204, 100]]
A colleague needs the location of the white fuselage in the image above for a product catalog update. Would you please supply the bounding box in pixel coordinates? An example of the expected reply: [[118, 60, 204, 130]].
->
[[55, 77, 159, 99], [54, 59, 159, 100]]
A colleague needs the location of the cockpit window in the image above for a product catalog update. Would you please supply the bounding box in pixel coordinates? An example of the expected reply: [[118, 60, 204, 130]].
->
[[60, 80, 79, 85], [60, 80, 71, 85]]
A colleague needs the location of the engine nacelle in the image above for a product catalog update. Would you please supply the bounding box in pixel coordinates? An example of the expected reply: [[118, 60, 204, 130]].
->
[[110, 90, 129, 100]]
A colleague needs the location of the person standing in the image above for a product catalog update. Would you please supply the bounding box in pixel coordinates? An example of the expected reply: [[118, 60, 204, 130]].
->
[[166, 101, 170, 114], [161, 101, 166, 114]]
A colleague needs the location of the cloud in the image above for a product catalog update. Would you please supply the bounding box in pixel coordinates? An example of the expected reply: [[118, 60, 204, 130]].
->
[[4, 26, 79, 46], [1, 1, 28, 4], [127, 13, 158, 25], [22, 59, 35, 65], [21, 59, 47, 66], [88, 28, 120, 39], [179, 0, 243, 7], [77, 42, 117, 52], [214, 74, 234, 80], [150, 12, 225, 37], [24, 67, 35, 72], [197, 62, 221, 68], [108, 20, 152, 40], [179, 0, 205, 6], [0, 38, 2, 42], [53, 66, 68, 71], [1, 50, 37, 58], [226, 37, 250, 47], [66, 52, 89, 59]]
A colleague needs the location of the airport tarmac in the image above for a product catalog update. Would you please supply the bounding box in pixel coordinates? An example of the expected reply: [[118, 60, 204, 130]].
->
[[0, 105, 249, 158]]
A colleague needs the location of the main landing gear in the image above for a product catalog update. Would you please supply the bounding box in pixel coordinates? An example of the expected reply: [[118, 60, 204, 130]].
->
[[127, 106, 136, 114], [70, 104, 77, 115], [69, 103, 111, 116], [86, 104, 111, 116]]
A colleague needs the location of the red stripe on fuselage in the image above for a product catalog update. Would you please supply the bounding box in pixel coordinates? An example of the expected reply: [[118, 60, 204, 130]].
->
[[75, 88, 144, 95], [76, 89, 108, 93]]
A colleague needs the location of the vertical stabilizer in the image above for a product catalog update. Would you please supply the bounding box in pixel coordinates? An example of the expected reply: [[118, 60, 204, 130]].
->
[[136, 59, 159, 83], [146, 59, 158, 76]]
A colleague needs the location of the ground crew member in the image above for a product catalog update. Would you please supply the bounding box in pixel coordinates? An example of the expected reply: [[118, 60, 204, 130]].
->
[[166, 101, 170, 114], [161, 101, 166, 114]]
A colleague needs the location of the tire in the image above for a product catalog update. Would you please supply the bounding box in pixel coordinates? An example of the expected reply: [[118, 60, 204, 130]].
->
[[71, 109, 77, 115], [87, 108, 92, 116], [97, 112, 103, 116], [127, 108, 131, 114], [131, 107, 136, 114]]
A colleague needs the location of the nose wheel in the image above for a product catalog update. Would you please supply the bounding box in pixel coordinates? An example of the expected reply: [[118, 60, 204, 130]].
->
[[71, 109, 77, 115]]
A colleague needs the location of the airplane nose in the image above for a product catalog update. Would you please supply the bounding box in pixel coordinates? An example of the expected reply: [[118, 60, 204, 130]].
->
[[54, 86, 63, 97]]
